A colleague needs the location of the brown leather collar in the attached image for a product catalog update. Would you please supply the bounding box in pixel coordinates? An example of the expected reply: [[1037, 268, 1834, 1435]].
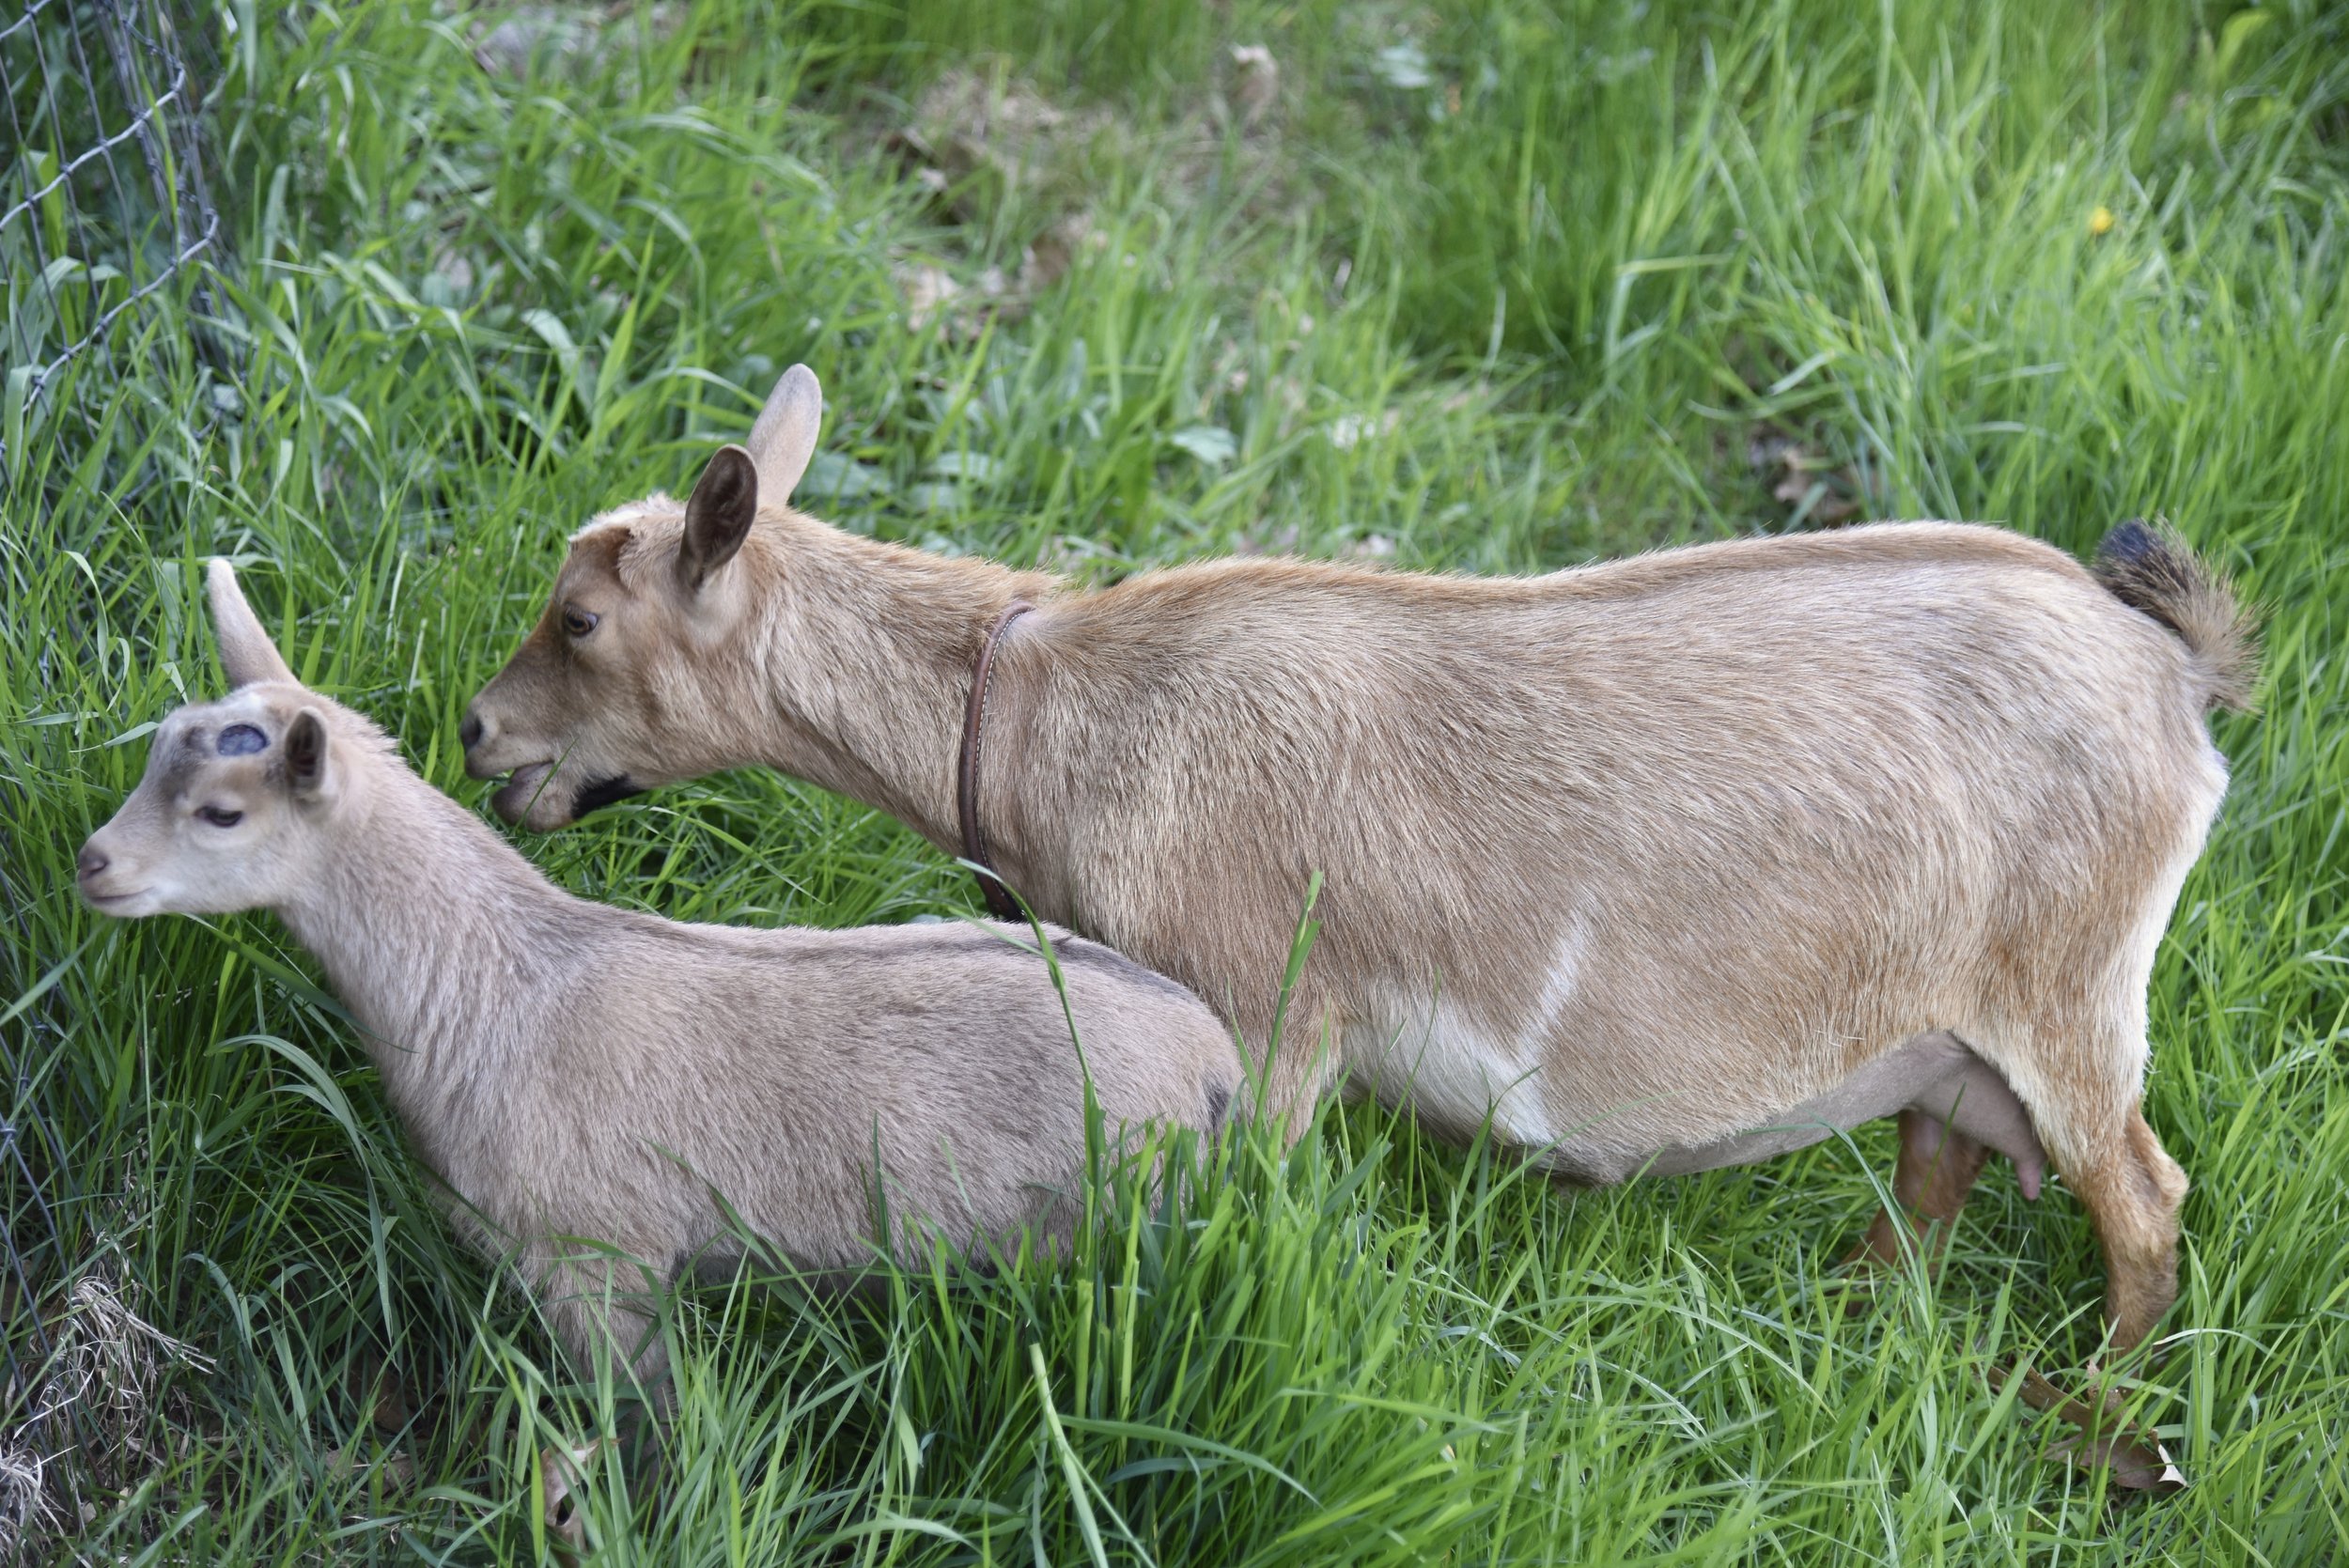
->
[[957, 599, 1034, 921]]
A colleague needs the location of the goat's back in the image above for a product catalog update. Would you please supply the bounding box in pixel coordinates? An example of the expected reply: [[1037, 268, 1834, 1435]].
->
[[483, 912, 1238, 1277], [1006, 521, 2232, 1133]]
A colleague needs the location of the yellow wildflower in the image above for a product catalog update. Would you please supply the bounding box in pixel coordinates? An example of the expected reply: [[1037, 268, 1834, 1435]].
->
[[2090, 205, 2116, 237]]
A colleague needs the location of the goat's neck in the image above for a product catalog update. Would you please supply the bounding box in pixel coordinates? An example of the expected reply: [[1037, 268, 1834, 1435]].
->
[[273, 761, 581, 1122], [742, 528, 1051, 855]]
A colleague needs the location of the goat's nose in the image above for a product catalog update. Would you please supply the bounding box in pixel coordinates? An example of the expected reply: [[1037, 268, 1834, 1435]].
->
[[76, 843, 109, 879], [459, 711, 485, 752]]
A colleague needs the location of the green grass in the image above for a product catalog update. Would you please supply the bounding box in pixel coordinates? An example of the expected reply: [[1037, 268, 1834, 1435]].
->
[[5, 0, 2346, 1560]]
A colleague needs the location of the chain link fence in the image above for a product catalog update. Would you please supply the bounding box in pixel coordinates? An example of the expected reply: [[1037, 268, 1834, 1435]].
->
[[2, 0, 227, 1548], [2, 0, 223, 471]]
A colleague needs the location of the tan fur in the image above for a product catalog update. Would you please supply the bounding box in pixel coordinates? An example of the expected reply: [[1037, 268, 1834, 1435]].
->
[[81, 563, 1242, 1385], [466, 366, 2257, 1358]]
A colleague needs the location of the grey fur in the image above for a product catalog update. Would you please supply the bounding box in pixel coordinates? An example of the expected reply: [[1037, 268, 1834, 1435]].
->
[[76, 562, 1244, 1386]]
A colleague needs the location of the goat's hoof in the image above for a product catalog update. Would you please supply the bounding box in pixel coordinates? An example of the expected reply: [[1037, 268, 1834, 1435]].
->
[[539, 1437, 605, 1554], [1993, 1360, 2186, 1494]]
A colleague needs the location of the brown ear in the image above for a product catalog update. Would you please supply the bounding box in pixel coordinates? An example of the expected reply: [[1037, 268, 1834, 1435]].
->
[[285, 707, 334, 800], [745, 364, 821, 505], [207, 560, 297, 688], [678, 444, 759, 592]]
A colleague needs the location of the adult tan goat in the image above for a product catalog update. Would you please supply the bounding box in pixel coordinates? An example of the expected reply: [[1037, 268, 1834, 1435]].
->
[[463, 365, 2255, 1416], [82, 561, 1242, 1393]]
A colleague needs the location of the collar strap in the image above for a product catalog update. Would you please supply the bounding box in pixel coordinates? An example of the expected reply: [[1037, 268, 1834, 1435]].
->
[[957, 599, 1035, 921]]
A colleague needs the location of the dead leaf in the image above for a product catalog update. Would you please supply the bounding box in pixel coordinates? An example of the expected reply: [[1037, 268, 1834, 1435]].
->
[[910, 70, 1083, 191], [347, 1348, 415, 1434], [896, 257, 1029, 340], [1231, 45, 1280, 128], [861, 63, 1306, 292], [1019, 213, 1095, 294], [1752, 425, 1867, 524], [1747, 426, 1802, 476], [472, 5, 679, 77], [540, 1437, 608, 1555], [1773, 472, 1860, 522], [1233, 520, 1301, 557], [894, 264, 962, 333]]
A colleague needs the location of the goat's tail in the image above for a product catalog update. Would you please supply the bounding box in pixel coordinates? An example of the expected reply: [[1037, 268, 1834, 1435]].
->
[[2092, 520, 2261, 712]]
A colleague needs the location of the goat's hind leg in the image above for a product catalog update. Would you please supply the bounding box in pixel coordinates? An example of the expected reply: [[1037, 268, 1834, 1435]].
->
[[1982, 1017, 2188, 1489], [1999, 1107, 2188, 1493], [2042, 1105, 2189, 1360], [1983, 1002, 2187, 1364]]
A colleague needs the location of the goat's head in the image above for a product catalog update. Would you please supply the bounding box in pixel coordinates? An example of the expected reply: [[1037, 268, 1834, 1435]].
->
[[80, 562, 358, 917], [461, 365, 822, 830]]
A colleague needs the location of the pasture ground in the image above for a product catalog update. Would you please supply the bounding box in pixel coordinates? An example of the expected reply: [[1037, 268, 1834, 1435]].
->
[[4, 1, 2344, 1560]]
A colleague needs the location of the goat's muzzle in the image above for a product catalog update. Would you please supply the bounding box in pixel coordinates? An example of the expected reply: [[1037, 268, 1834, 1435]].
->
[[459, 705, 505, 781], [76, 831, 152, 913]]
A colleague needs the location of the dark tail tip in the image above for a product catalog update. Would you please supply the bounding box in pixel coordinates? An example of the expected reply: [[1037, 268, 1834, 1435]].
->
[[2094, 518, 2164, 575], [2092, 520, 2260, 712]]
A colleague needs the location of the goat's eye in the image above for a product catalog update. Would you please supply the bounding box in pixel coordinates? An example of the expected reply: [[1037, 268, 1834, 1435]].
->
[[197, 806, 242, 829], [562, 606, 599, 638]]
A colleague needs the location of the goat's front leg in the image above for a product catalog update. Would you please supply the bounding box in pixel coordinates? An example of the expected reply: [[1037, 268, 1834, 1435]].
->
[[530, 1243, 671, 1551], [1225, 986, 1346, 1143]]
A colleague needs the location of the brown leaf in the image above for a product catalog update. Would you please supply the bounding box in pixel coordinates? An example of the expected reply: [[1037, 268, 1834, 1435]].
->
[[541, 1437, 608, 1555], [345, 1349, 416, 1434], [1231, 45, 1280, 128], [1812, 488, 1861, 524], [1019, 213, 1096, 294], [894, 264, 963, 333]]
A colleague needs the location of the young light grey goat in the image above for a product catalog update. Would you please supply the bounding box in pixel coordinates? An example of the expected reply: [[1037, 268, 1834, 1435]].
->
[[462, 366, 2258, 1464], [79, 561, 1242, 1388]]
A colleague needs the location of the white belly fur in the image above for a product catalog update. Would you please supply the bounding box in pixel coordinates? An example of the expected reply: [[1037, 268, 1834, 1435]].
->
[[1344, 922, 2046, 1188], [1344, 996, 1561, 1148], [1345, 922, 1586, 1148]]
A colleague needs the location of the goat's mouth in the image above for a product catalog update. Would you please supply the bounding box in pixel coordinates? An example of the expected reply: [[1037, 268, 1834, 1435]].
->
[[487, 762, 643, 827], [569, 774, 645, 817], [489, 760, 560, 826], [81, 885, 151, 911]]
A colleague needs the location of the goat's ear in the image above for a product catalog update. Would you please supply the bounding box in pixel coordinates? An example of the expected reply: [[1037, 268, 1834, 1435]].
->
[[745, 364, 820, 505], [284, 707, 334, 801], [678, 444, 759, 592], [207, 560, 297, 689]]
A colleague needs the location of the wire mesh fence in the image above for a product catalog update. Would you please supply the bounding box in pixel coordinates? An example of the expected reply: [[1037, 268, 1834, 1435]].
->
[[2, 0, 224, 470], [2, 0, 227, 1548]]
